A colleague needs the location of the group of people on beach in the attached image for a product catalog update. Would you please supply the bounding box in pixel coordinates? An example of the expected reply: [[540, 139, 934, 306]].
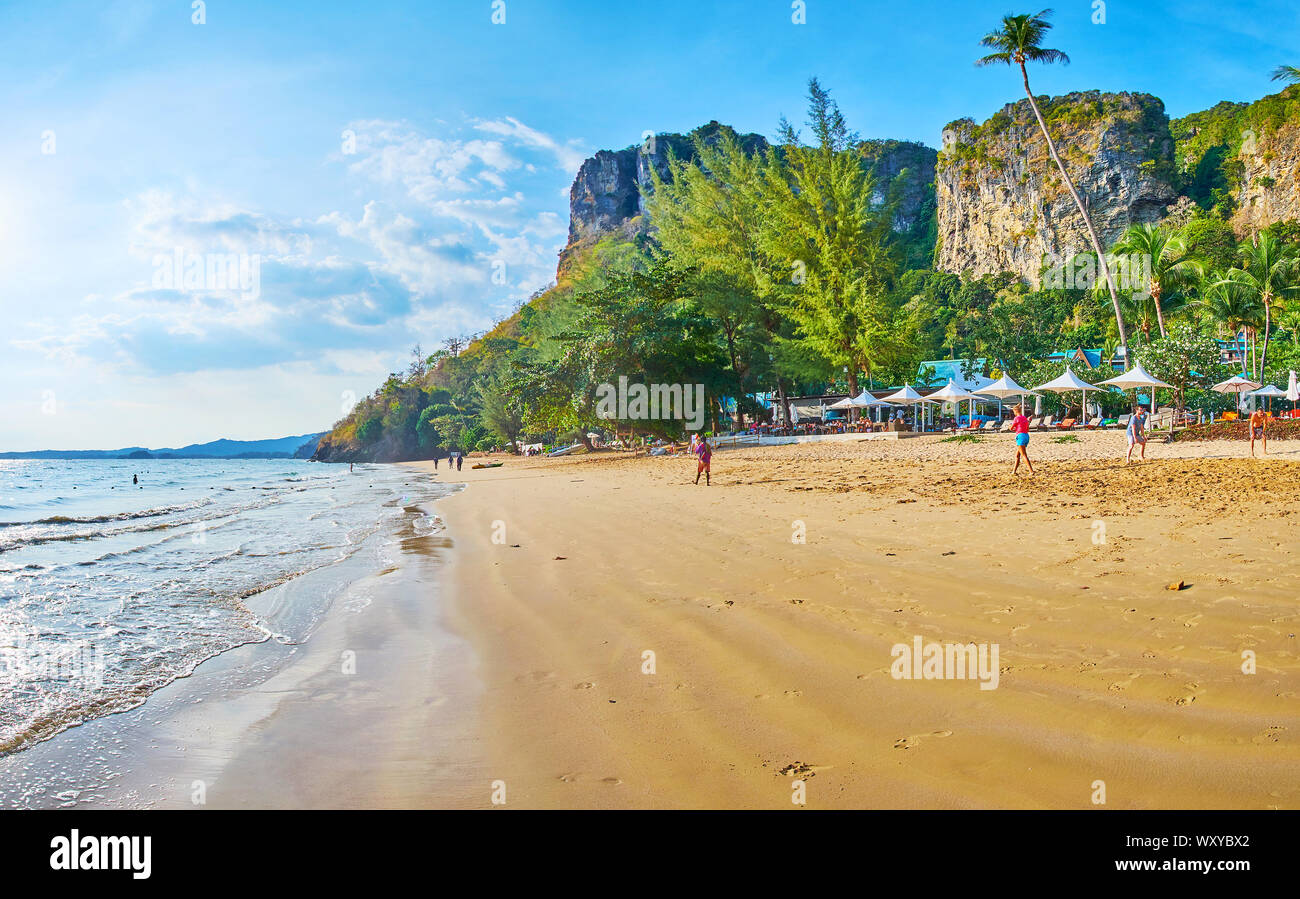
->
[[1010, 403, 1269, 476], [683, 403, 1273, 484]]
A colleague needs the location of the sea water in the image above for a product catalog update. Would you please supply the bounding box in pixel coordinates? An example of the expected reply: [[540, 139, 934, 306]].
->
[[0, 458, 446, 758]]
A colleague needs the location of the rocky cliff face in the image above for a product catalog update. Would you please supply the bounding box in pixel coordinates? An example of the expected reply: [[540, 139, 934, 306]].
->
[[560, 124, 939, 277], [560, 123, 767, 277], [936, 91, 1179, 284], [1235, 122, 1300, 233], [1171, 86, 1300, 237]]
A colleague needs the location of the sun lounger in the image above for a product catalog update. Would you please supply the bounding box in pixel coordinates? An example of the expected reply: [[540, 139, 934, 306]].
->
[[1028, 415, 1043, 429], [1036, 416, 1055, 430], [1054, 418, 1077, 430], [999, 419, 1014, 432], [1117, 414, 1131, 430], [982, 420, 999, 431]]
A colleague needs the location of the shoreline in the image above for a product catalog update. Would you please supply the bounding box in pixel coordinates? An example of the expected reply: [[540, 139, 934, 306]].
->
[[0, 467, 485, 810]]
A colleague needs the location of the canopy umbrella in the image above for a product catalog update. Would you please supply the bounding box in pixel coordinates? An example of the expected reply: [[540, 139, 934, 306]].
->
[[1099, 362, 1173, 416], [1249, 384, 1288, 415], [881, 384, 939, 433], [925, 378, 982, 427], [978, 373, 1039, 419], [1287, 371, 1298, 414], [827, 396, 859, 410], [1212, 374, 1262, 415], [1032, 366, 1100, 425]]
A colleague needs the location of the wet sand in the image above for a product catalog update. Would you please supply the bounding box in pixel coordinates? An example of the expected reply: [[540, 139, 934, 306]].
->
[[418, 431, 1300, 809]]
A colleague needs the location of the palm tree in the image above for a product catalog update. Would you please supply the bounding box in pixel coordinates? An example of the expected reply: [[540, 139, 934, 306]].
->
[[1105, 224, 1202, 339], [1198, 273, 1264, 375], [976, 9, 1129, 351], [1272, 65, 1300, 84], [1210, 233, 1300, 379]]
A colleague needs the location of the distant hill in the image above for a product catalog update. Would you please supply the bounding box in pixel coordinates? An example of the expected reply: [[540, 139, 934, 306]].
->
[[0, 433, 326, 460]]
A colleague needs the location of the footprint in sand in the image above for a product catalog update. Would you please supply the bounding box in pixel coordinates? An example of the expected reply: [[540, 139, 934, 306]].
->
[[1169, 683, 1203, 706], [601, 777, 623, 786], [516, 671, 557, 687], [1252, 726, 1286, 745], [893, 730, 953, 750], [777, 762, 830, 777], [574, 681, 596, 690]]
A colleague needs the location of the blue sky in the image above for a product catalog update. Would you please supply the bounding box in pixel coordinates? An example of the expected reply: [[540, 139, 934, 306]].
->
[[1, 0, 1295, 450]]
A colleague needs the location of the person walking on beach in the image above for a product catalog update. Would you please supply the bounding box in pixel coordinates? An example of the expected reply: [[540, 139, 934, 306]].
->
[[1249, 406, 1268, 457], [692, 434, 712, 485], [455, 452, 463, 472], [1126, 408, 1148, 465], [1011, 405, 1034, 476]]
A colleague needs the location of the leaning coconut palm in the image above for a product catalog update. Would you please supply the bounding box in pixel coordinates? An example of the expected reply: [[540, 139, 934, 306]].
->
[[1104, 223, 1202, 339], [1272, 65, 1300, 84], [1210, 233, 1300, 380], [976, 9, 1129, 350]]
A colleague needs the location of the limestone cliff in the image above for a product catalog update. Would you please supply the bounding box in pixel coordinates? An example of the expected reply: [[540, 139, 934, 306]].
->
[[559, 124, 940, 278], [559, 123, 767, 278], [1170, 85, 1300, 236], [935, 91, 1178, 284]]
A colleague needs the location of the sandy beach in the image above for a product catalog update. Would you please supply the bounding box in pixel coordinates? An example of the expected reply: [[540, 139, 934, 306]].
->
[[419, 431, 1300, 809]]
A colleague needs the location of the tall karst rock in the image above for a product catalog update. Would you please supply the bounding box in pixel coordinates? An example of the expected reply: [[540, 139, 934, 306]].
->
[[1171, 85, 1300, 237], [559, 122, 767, 278], [559, 123, 939, 278], [935, 91, 1179, 284]]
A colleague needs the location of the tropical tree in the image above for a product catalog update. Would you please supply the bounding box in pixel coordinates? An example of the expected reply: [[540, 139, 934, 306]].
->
[[1135, 324, 1224, 418], [1272, 65, 1300, 84], [1106, 224, 1202, 339], [759, 78, 900, 398], [1197, 274, 1263, 375], [976, 9, 1130, 350], [1209, 232, 1300, 379]]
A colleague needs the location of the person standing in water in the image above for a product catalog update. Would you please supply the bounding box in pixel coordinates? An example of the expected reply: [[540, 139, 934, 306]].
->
[[1011, 405, 1034, 476], [1249, 406, 1268, 457], [132, 474, 138, 485], [1126, 407, 1148, 464], [693, 434, 712, 485]]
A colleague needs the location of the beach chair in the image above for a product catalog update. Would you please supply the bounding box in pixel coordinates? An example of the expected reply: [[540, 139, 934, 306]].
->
[[1054, 418, 1077, 430], [980, 420, 998, 431], [964, 419, 983, 431], [1028, 415, 1043, 430], [1117, 414, 1131, 431], [999, 419, 1014, 432], [1036, 416, 1054, 430], [1084, 417, 1103, 430]]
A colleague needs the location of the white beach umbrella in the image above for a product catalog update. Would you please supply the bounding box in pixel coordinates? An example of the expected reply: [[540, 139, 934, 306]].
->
[[1212, 374, 1262, 414], [1250, 384, 1287, 414], [1100, 361, 1173, 415], [1211, 374, 1262, 393], [925, 379, 982, 426], [881, 384, 938, 432], [978, 373, 1039, 417], [1032, 366, 1100, 424], [827, 396, 858, 410], [1287, 371, 1299, 404]]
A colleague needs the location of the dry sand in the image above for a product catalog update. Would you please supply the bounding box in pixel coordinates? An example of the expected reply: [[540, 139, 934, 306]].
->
[[419, 430, 1300, 809]]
